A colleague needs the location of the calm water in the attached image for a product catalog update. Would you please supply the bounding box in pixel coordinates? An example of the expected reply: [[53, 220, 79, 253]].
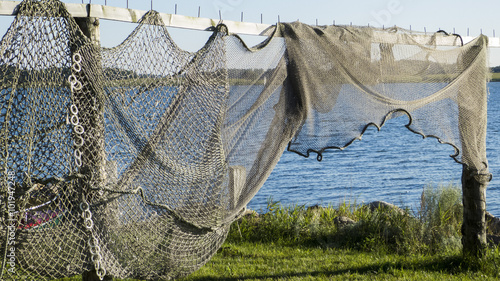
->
[[248, 82, 500, 217]]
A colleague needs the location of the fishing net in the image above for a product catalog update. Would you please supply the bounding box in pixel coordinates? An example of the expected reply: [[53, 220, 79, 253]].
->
[[282, 22, 489, 172], [0, 0, 489, 280]]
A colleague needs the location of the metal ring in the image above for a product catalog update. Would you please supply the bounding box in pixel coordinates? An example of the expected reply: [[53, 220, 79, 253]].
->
[[74, 149, 82, 159], [90, 245, 101, 256], [73, 135, 84, 147], [96, 268, 106, 279], [93, 259, 102, 270], [70, 114, 79, 126], [68, 74, 78, 84], [82, 211, 91, 221], [91, 253, 99, 262], [83, 209, 92, 220], [72, 62, 81, 72], [92, 236, 99, 246], [75, 157, 82, 167], [94, 260, 103, 274], [74, 124, 85, 135], [79, 202, 89, 211], [72, 53, 82, 64], [70, 104, 79, 115], [70, 80, 83, 91], [84, 219, 93, 229]]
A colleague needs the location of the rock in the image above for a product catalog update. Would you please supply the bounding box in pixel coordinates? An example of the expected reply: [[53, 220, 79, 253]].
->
[[366, 201, 406, 215], [307, 204, 323, 219], [486, 211, 500, 235], [487, 234, 500, 245], [235, 208, 258, 223], [242, 208, 258, 218], [307, 204, 323, 212], [333, 216, 355, 227]]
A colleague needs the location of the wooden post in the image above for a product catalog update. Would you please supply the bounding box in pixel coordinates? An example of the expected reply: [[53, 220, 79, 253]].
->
[[74, 16, 111, 281], [73, 16, 105, 189], [457, 37, 490, 258], [462, 168, 490, 257]]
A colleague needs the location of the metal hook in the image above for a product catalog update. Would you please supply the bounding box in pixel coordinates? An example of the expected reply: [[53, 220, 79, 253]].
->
[[198, 6, 200, 17], [219, 10, 222, 21], [261, 13, 263, 24], [175, 4, 177, 14], [241, 12, 243, 22], [278, 15, 280, 23], [151, 0, 153, 10]]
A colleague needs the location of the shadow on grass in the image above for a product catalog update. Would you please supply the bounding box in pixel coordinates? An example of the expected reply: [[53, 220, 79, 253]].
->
[[184, 255, 468, 281]]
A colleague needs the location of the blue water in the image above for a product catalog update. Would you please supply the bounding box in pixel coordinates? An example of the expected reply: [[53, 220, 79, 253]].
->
[[248, 82, 500, 217]]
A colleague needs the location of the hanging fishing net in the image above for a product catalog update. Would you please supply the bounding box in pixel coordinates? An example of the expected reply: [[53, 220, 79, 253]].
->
[[282, 22, 489, 172], [0, 0, 489, 280]]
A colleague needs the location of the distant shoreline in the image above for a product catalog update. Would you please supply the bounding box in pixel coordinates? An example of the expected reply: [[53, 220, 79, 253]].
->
[[491, 72, 500, 82]]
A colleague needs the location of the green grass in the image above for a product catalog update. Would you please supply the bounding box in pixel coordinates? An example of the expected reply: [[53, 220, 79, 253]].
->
[[181, 243, 500, 281]]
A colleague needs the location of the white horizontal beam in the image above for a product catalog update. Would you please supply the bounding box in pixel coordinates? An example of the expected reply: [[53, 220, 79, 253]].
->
[[0, 1, 498, 47], [0, 1, 18, 14]]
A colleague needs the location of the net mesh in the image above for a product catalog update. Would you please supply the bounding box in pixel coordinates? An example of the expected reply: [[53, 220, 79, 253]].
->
[[282, 22, 489, 172], [0, 0, 489, 280]]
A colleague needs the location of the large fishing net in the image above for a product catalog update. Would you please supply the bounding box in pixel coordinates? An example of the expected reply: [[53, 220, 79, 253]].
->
[[0, 0, 489, 280]]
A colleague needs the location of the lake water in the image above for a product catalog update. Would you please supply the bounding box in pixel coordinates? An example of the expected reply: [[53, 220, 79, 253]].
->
[[248, 82, 500, 217]]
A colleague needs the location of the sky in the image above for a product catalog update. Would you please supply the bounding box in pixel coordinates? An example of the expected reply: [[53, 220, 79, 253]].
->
[[2, 0, 500, 65]]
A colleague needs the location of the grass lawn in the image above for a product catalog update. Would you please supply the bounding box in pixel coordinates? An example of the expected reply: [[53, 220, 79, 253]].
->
[[181, 242, 498, 281]]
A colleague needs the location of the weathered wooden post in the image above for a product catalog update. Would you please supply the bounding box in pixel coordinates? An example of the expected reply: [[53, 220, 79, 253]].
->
[[458, 36, 490, 258], [74, 14, 111, 281], [462, 168, 490, 257]]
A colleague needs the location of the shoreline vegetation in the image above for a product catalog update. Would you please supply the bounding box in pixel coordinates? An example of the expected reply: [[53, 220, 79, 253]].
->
[[491, 66, 500, 82], [491, 72, 500, 82]]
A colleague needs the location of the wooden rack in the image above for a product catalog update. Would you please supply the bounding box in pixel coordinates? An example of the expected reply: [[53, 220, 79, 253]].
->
[[0, 1, 498, 47]]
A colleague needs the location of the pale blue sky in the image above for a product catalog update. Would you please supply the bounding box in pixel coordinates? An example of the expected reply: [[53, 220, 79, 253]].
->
[[4, 0, 500, 65]]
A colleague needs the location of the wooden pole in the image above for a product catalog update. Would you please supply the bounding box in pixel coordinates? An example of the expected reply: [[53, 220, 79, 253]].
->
[[75, 17, 100, 43], [461, 168, 489, 257], [73, 16, 111, 281], [458, 37, 490, 258]]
